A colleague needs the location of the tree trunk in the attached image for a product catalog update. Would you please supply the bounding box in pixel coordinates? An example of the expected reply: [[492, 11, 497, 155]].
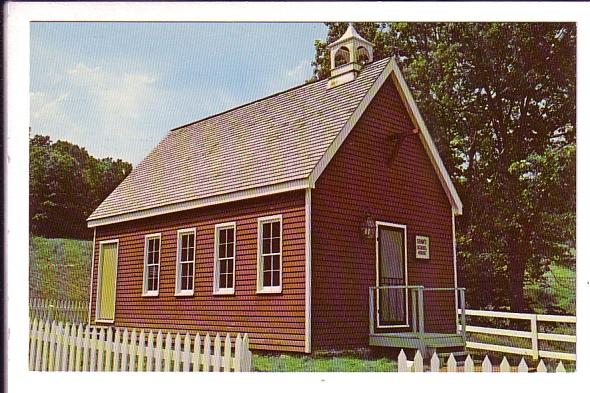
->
[[507, 230, 528, 312]]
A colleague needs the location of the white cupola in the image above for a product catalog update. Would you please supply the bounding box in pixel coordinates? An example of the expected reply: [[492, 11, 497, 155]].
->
[[326, 23, 374, 89]]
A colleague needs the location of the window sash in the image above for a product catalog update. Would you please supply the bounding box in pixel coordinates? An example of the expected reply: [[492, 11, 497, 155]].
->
[[176, 230, 195, 294], [143, 235, 161, 294], [214, 223, 236, 294], [258, 217, 282, 291]]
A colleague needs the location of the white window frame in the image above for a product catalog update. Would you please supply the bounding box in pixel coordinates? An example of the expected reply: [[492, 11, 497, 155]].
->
[[95, 239, 119, 323], [175, 228, 196, 296], [142, 233, 162, 297], [257, 214, 283, 294], [213, 222, 236, 295]]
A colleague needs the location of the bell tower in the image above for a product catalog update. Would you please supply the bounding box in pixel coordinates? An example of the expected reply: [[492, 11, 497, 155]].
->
[[326, 23, 374, 89]]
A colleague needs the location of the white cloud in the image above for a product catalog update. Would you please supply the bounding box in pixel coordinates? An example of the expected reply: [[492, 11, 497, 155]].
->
[[285, 60, 309, 82], [67, 63, 157, 120]]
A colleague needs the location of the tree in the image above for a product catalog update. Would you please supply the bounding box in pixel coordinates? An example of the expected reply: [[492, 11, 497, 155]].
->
[[29, 134, 132, 239], [311, 23, 576, 311]]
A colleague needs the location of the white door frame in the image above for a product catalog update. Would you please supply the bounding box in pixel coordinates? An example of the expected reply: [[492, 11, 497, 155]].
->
[[375, 221, 409, 328], [95, 239, 119, 323]]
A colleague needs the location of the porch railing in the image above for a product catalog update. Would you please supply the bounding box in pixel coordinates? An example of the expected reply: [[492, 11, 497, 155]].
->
[[369, 285, 466, 339]]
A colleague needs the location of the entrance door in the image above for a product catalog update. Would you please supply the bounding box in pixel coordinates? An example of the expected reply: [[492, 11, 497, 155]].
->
[[96, 241, 119, 322], [376, 223, 407, 327]]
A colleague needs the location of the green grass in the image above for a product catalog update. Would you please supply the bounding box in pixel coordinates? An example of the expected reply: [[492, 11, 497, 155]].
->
[[253, 353, 396, 372], [29, 236, 92, 302]]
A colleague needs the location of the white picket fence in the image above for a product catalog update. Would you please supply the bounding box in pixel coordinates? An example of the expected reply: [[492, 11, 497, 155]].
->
[[29, 318, 252, 372], [459, 309, 576, 361], [30, 298, 88, 324], [396, 350, 568, 373]]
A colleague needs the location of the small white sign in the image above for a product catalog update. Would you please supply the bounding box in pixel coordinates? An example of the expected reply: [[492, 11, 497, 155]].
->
[[416, 235, 430, 260]]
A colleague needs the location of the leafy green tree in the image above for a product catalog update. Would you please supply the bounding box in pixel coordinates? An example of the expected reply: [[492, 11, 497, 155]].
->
[[311, 23, 576, 312], [29, 134, 132, 239]]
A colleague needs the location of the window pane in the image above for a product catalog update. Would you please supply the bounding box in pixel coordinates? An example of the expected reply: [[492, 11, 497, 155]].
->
[[272, 255, 280, 270], [263, 222, 270, 239], [226, 243, 233, 258], [272, 221, 280, 237], [262, 238, 270, 254], [263, 271, 271, 287], [272, 270, 280, 287], [154, 239, 160, 251], [263, 255, 271, 271], [189, 234, 195, 248], [227, 260, 233, 273], [227, 228, 234, 242], [187, 247, 194, 261], [219, 243, 226, 258], [272, 238, 280, 253], [181, 247, 187, 262], [226, 273, 233, 289], [220, 229, 226, 244]]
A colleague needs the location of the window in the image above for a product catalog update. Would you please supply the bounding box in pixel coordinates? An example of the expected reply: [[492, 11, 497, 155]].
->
[[257, 215, 282, 293], [334, 46, 350, 67], [176, 228, 196, 295], [214, 222, 236, 295], [142, 233, 161, 296]]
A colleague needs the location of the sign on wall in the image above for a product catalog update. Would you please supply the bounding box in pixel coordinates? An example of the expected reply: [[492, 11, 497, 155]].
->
[[415, 235, 430, 260]]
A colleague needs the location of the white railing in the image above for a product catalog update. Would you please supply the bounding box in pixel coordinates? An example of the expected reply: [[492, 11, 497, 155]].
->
[[369, 286, 466, 337], [29, 318, 252, 372], [30, 298, 88, 324], [458, 309, 576, 361], [396, 349, 568, 372]]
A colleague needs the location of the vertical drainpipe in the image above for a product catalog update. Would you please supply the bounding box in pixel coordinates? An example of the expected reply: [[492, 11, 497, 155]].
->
[[88, 227, 96, 325]]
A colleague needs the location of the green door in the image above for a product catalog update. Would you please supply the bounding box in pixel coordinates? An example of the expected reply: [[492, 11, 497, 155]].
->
[[97, 242, 118, 321]]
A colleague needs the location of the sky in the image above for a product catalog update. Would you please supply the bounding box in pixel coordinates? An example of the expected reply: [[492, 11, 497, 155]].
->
[[30, 22, 328, 164]]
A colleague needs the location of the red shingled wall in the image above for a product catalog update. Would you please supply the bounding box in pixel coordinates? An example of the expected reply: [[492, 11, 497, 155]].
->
[[310, 78, 457, 351], [90, 190, 306, 352]]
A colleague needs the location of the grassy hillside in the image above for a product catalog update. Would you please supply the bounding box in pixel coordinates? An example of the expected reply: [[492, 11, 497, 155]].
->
[[29, 236, 92, 302], [524, 264, 576, 315]]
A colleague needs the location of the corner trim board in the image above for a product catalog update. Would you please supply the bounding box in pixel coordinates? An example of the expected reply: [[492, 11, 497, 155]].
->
[[88, 228, 96, 325], [452, 208, 459, 332], [304, 188, 312, 353]]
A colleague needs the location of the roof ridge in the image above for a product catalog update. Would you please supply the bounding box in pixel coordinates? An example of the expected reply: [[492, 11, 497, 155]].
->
[[169, 57, 392, 133]]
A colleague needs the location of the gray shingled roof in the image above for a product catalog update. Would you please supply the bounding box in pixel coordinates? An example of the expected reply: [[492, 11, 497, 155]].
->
[[88, 58, 391, 222]]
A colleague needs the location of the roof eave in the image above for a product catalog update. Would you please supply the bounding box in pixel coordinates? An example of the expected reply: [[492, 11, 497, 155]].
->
[[87, 178, 312, 228]]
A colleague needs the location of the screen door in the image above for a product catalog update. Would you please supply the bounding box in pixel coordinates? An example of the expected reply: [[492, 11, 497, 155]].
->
[[377, 225, 407, 327]]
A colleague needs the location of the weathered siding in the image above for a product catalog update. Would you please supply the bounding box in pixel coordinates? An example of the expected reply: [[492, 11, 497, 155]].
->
[[311, 78, 456, 351], [90, 191, 306, 352]]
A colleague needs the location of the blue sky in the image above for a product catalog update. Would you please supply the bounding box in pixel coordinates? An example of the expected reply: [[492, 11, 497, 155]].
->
[[30, 23, 328, 164]]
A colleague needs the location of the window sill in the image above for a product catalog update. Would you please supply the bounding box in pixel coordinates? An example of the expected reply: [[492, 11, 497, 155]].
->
[[257, 287, 282, 294], [175, 290, 194, 297], [213, 289, 235, 296], [94, 319, 114, 324], [142, 291, 159, 297]]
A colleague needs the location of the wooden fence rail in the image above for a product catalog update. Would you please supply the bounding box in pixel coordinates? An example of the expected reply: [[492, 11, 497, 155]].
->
[[397, 350, 568, 372], [30, 298, 88, 324], [458, 309, 576, 362], [29, 318, 252, 372]]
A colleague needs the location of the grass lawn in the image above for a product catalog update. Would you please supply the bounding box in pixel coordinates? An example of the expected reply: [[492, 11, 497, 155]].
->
[[29, 236, 92, 302], [253, 353, 396, 372]]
